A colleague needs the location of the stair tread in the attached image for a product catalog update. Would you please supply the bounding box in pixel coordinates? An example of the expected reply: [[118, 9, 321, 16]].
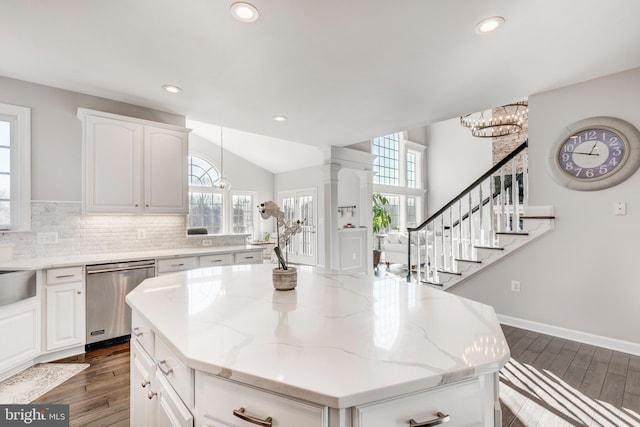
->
[[437, 269, 462, 276], [455, 258, 481, 263], [420, 280, 443, 287], [474, 245, 505, 250]]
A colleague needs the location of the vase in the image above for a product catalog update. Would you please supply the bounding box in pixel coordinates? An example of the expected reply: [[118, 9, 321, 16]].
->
[[272, 267, 297, 291]]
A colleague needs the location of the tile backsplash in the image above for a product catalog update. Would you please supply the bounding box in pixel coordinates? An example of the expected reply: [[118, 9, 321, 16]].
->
[[0, 201, 246, 260]]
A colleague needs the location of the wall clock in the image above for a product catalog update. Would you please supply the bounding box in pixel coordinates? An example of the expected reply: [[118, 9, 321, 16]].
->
[[547, 116, 640, 191]]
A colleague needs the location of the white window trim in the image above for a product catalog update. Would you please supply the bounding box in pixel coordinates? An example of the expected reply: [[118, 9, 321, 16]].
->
[[229, 190, 258, 238], [372, 133, 426, 231], [0, 103, 31, 232]]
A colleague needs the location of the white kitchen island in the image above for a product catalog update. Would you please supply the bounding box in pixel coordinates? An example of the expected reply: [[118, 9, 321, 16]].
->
[[126, 264, 510, 427]]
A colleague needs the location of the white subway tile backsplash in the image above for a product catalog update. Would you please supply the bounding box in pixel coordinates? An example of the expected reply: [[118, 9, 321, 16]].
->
[[0, 201, 247, 260]]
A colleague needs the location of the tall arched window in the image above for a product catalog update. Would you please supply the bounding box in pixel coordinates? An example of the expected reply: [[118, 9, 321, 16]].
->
[[188, 156, 223, 234]]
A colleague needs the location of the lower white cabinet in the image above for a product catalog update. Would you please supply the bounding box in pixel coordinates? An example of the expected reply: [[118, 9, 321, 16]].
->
[[155, 372, 194, 427], [0, 297, 40, 375], [195, 372, 328, 427], [131, 340, 157, 426], [352, 378, 484, 427], [45, 281, 85, 350], [131, 339, 193, 427], [157, 257, 199, 275]]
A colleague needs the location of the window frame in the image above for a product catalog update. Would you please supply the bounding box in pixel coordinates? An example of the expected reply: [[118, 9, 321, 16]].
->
[[0, 103, 31, 232], [187, 154, 258, 237], [372, 132, 426, 232]]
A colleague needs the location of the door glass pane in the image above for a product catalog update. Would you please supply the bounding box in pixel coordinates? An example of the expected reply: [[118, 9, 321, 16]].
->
[[0, 121, 10, 147], [0, 201, 9, 226], [0, 147, 9, 173], [232, 194, 253, 234]]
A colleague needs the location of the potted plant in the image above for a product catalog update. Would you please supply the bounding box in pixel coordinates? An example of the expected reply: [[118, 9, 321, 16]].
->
[[372, 193, 391, 268], [258, 201, 304, 290]]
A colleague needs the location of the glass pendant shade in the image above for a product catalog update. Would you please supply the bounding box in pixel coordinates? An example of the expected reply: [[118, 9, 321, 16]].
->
[[213, 126, 232, 190]]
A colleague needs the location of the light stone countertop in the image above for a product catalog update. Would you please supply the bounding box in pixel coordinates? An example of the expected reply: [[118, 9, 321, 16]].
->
[[0, 245, 262, 271], [126, 264, 510, 408]]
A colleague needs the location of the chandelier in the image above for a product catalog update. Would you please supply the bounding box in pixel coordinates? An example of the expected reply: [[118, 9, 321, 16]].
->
[[460, 101, 528, 138]]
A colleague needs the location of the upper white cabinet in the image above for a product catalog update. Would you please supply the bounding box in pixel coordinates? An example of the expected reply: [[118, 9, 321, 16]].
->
[[78, 108, 190, 214]]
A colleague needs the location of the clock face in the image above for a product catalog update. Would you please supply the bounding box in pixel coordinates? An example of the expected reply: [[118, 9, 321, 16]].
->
[[548, 117, 640, 191], [557, 127, 627, 180]]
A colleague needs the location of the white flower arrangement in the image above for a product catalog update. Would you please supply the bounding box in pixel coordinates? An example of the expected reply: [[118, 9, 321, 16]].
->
[[257, 201, 304, 270]]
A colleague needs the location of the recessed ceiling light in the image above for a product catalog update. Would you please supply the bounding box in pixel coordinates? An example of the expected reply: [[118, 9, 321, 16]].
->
[[162, 85, 182, 94], [273, 115, 288, 122], [230, 2, 259, 23], [476, 16, 505, 34]]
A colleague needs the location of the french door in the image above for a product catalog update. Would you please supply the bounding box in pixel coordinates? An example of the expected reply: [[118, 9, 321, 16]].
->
[[279, 189, 317, 266]]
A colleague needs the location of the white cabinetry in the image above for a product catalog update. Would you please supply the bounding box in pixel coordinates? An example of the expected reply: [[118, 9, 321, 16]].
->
[[44, 266, 85, 351], [131, 339, 157, 427], [353, 378, 483, 427], [157, 257, 199, 275], [78, 108, 189, 214], [0, 298, 40, 375], [196, 372, 327, 427]]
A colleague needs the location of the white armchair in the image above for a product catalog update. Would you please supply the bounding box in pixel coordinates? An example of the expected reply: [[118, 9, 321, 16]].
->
[[382, 231, 428, 267]]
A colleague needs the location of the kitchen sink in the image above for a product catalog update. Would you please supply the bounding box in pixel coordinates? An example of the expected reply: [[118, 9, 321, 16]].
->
[[0, 270, 36, 307]]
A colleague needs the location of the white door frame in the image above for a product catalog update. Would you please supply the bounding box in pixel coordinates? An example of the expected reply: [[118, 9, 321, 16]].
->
[[278, 188, 318, 266]]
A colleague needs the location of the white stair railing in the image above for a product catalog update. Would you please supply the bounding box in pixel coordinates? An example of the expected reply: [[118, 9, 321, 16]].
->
[[407, 141, 528, 284]]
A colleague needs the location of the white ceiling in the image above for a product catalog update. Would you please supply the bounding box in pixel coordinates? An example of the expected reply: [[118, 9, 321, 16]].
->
[[2, 0, 640, 173]]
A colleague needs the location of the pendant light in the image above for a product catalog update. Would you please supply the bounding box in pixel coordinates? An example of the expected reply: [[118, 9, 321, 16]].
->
[[213, 126, 232, 190]]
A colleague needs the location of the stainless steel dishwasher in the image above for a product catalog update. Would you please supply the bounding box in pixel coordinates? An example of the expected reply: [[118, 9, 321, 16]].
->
[[85, 259, 155, 348]]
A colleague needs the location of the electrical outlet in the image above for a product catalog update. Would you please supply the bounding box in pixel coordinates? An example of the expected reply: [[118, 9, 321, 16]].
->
[[511, 280, 521, 292], [202, 239, 212, 246], [37, 232, 59, 244], [137, 229, 146, 240]]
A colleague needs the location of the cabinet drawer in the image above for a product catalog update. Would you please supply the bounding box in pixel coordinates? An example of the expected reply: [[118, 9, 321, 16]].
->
[[353, 379, 482, 427], [157, 257, 198, 274], [155, 335, 194, 408], [46, 266, 83, 285], [131, 310, 155, 358], [234, 251, 262, 264], [200, 253, 233, 267], [195, 372, 327, 427]]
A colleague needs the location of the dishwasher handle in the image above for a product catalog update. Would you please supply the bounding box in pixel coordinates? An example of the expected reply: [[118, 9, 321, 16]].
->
[[86, 261, 156, 274]]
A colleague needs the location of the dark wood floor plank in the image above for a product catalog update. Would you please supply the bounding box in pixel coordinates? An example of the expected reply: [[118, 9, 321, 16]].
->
[[528, 334, 553, 354], [545, 337, 567, 355], [548, 348, 578, 378], [600, 372, 626, 408], [579, 360, 608, 400], [629, 355, 640, 372], [624, 368, 640, 396], [608, 351, 630, 376], [570, 343, 596, 370], [592, 347, 612, 363]]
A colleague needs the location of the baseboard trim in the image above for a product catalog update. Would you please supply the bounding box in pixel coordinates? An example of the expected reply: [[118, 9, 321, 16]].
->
[[498, 314, 640, 356]]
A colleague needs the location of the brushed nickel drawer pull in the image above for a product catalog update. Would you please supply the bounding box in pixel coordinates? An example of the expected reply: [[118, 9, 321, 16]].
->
[[55, 274, 75, 279], [132, 327, 143, 337], [171, 263, 185, 267], [232, 407, 272, 427], [408, 412, 450, 426], [157, 359, 173, 375]]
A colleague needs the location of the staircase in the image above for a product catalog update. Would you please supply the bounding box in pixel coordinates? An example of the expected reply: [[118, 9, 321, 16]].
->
[[406, 140, 555, 290]]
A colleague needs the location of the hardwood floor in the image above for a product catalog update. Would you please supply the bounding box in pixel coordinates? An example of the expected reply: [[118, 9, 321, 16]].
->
[[32, 327, 640, 426], [32, 342, 131, 427], [500, 324, 640, 427]]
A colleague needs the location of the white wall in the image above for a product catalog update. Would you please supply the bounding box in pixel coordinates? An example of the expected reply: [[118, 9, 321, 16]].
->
[[0, 76, 184, 202], [450, 67, 640, 344], [424, 117, 493, 215], [190, 134, 274, 208]]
